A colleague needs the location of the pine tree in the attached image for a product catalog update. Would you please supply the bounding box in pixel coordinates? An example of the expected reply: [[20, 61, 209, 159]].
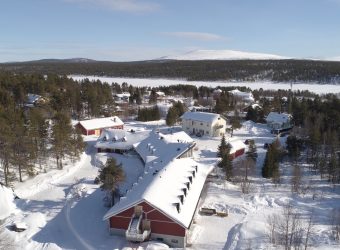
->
[[149, 90, 157, 104], [50, 112, 73, 169], [166, 106, 178, 126], [218, 153, 233, 181], [217, 134, 228, 157], [98, 158, 125, 206], [217, 141, 233, 180]]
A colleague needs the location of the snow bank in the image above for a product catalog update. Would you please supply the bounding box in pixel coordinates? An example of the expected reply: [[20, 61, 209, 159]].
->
[[121, 241, 169, 250], [0, 184, 17, 220]]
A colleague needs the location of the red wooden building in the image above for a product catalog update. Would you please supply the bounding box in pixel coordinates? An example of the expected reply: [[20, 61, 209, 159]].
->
[[76, 116, 124, 136], [228, 140, 246, 160], [103, 131, 212, 248]]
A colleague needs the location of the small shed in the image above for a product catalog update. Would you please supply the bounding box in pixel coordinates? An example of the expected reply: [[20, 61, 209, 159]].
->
[[228, 140, 246, 159], [76, 116, 124, 136]]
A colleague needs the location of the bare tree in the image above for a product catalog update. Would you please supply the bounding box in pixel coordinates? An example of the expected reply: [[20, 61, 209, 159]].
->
[[304, 212, 314, 250], [291, 163, 302, 194], [331, 208, 340, 241], [234, 158, 255, 194], [266, 203, 313, 250]]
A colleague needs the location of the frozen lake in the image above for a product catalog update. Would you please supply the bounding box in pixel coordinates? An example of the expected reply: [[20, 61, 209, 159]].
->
[[70, 75, 340, 95]]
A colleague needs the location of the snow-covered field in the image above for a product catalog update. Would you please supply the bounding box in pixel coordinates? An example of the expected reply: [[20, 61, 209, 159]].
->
[[1, 120, 340, 249], [70, 75, 340, 95]]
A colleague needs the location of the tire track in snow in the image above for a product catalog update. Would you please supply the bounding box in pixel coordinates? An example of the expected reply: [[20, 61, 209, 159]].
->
[[64, 199, 95, 250]]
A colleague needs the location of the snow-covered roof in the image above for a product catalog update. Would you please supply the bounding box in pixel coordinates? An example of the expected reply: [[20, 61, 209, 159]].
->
[[133, 130, 194, 164], [95, 129, 150, 150], [228, 89, 254, 102], [0, 184, 16, 220], [115, 92, 130, 98], [181, 111, 223, 123], [228, 140, 246, 154], [213, 88, 223, 93], [78, 116, 124, 131], [103, 131, 212, 229], [103, 157, 212, 229], [27, 93, 42, 104], [266, 112, 292, 124], [156, 91, 165, 96]]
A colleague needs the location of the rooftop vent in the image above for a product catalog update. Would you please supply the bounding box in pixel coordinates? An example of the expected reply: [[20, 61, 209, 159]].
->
[[174, 202, 181, 213], [178, 195, 184, 204], [192, 170, 196, 178], [182, 188, 187, 196], [188, 176, 193, 184], [177, 148, 181, 151]]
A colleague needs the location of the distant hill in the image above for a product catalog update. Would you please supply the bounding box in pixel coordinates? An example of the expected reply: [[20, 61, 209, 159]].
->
[[157, 49, 289, 61], [7, 58, 97, 64], [1, 58, 340, 83]]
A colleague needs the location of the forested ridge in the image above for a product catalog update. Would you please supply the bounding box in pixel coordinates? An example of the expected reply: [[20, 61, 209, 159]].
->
[[1, 59, 340, 83]]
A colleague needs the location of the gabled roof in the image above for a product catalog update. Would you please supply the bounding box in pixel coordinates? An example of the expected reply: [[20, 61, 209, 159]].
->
[[95, 128, 150, 151], [103, 131, 213, 228], [115, 92, 130, 98], [181, 111, 223, 124], [266, 112, 292, 124], [228, 140, 246, 154], [228, 89, 254, 102], [133, 130, 194, 164], [103, 157, 212, 229], [78, 116, 124, 131]]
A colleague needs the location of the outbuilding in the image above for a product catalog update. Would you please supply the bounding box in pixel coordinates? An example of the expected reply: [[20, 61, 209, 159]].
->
[[265, 112, 293, 131], [228, 140, 246, 159], [76, 116, 124, 136]]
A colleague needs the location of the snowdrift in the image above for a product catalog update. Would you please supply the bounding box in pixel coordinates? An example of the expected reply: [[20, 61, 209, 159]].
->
[[0, 184, 17, 220]]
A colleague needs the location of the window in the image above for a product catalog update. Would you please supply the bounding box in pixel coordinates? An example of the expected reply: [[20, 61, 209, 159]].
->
[[171, 239, 178, 243], [157, 237, 164, 242], [200, 122, 203, 126], [192, 121, 194, 125]]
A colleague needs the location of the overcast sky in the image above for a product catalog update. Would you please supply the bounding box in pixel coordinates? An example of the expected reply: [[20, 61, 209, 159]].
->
[[1, 0, 340, 62]]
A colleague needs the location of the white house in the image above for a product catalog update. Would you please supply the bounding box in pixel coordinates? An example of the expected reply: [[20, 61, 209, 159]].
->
[[228, 89, 254, 103], [266, 112, 293, 131], [180, 111, 227, 137], [114, 92, 130, 102]]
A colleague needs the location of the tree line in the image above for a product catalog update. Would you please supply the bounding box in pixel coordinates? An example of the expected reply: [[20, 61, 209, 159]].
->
[[1, 59, 340, 83]]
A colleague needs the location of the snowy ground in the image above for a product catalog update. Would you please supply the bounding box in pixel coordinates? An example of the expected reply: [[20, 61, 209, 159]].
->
[[70, 75, 340, 95], [1, 120, 340, 249]]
